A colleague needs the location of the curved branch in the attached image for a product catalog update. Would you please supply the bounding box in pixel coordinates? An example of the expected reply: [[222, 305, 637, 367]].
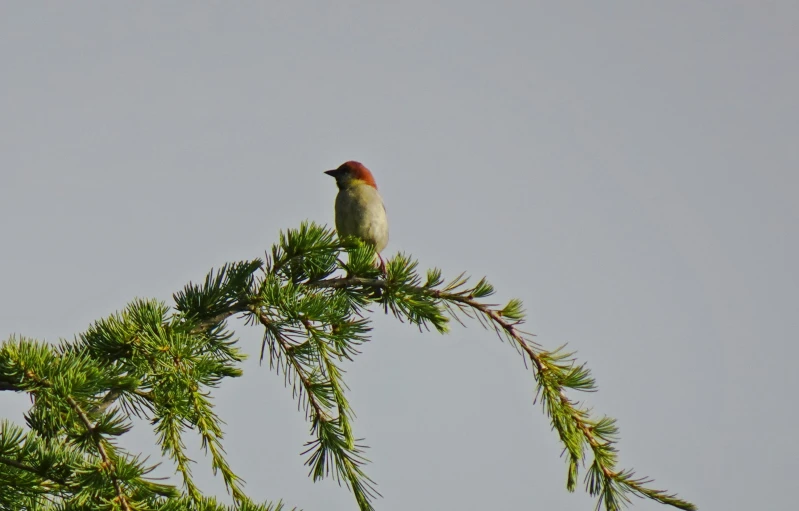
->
[[310, 275, 696, 511]]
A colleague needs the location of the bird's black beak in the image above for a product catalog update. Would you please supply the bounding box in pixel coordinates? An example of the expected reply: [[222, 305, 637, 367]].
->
[[324, 169, 338, 177]]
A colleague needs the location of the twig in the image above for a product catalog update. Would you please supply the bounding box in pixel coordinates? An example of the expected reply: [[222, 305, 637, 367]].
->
[[252, 307, 332, 422], [65, 395, 131, 511], [0, 456, 73, 488]]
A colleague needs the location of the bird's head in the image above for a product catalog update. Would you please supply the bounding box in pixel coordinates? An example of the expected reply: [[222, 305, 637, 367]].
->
[[324, 161, 378, 190]]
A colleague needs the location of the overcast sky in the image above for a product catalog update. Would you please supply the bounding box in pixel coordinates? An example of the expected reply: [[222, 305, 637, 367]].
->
[[1, 2, 797, 510]]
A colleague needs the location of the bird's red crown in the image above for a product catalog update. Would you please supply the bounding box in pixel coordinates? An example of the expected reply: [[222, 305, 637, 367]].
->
[[339, 161, 378, 189]]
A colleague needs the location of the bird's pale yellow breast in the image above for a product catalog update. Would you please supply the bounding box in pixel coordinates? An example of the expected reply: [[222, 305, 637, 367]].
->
[[334, 183, 389, 253]]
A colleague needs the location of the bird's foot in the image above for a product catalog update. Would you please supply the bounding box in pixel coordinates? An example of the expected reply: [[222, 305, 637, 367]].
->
[[377, 254, 387, 275]]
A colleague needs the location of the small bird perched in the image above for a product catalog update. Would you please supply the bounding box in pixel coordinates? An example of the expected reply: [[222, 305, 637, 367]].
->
[[324, 161, 389, 269]]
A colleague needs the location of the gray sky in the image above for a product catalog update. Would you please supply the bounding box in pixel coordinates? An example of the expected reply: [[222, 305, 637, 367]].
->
[[1, 2, 797, 510]]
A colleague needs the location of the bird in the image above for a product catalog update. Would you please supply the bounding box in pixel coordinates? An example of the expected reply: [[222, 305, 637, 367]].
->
[[324, 161, 389, 270]]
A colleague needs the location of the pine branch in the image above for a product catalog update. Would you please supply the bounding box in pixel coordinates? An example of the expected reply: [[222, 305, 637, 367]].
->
[[1, 222, 695, 511], [252, 307, 379, 511], [0, 341, 133, 509], [311, 269, 697, 511]]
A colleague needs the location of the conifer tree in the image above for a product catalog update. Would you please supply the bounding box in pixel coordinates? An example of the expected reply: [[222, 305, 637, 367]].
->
[[0, 222, 696, 511]]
